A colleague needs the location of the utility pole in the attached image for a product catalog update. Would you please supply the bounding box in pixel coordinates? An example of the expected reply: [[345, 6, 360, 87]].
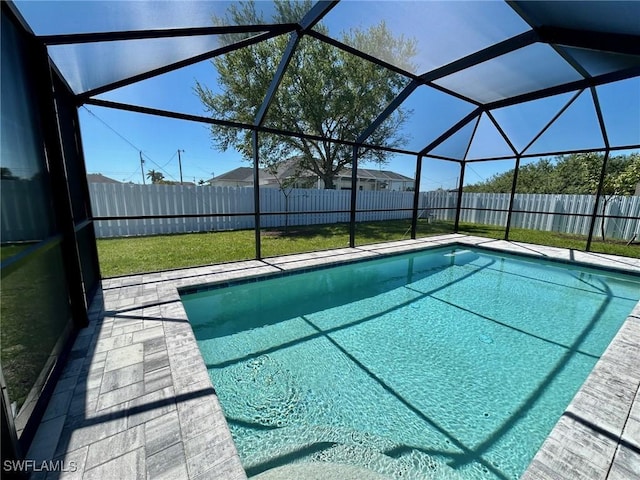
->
[[178, 149, 185, 184], [140, 151, 145, 185]]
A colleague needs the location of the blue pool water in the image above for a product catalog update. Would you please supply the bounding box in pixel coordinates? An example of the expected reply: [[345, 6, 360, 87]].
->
[[181, 247, 640, 480]]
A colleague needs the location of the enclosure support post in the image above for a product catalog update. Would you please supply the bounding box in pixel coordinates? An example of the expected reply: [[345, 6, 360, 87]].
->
[[505, 156, 521, 240], [36, 42, 89, 328], [349, 145, 359, 248], [411, 154, 423, 239], [586, 87, 611, 252], [252, 131, 262, 259], [453, 162, 466, 232], [586, 150, 610, 251]]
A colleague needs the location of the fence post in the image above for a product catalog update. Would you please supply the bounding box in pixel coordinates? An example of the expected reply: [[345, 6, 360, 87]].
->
[[454, 162, 465, 232], [349, 145, 359, 248], [586, 151, 609, 250], [411, 154, 423, 239], [505, 156, 520, 240], [252, 131, 261, 259]]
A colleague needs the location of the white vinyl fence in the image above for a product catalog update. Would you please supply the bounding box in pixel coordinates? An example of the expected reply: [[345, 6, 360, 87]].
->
[[424, 190, 640, 241], [86, 184, 640, 241]]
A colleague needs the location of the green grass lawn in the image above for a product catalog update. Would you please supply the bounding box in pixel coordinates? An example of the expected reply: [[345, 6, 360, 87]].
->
[[457, 222, 640, 257], [96, 220, 639, 277]]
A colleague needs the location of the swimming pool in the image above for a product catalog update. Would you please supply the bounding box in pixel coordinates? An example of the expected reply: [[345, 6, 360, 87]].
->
[[181, 246, 640, 480]]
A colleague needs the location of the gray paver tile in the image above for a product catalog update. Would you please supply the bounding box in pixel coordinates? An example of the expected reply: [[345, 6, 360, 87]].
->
[[85, 424, 145, 470], [132, 326, 164, 344], [27, 415, 66, 463], [186, 437, 237, 478], [94, 333, 134, 354], [56, 414, 128, 457], [52, 375, 80, 395], [146, 442, 187, 480], [192, 454, 246, 480], [60, 358, 84, 379], [144, 410, 181, 457], [172, 368, 211, 391], [622, 416, 640, 450], [111, 322, 144, 337], [519, 459, 563, 480], [610, 444, 640, 477], [183, 428, 230, 460], [101, 363, 144, 394], [144, 350, 170, 374], [607, 462, 638, 480], [45, 446, 88, 480], [180, 409, 227, 444], [82, 447, 145, 480], [142, 337, 166, 356], [550, 415, 617, 471], [144, 366, 173, 394], [127, 385, 176, 428], [42, 389, 74, 422], [96, 381, 145, 410], [104, 343, 144, 372], [68, 387, 99, 418]]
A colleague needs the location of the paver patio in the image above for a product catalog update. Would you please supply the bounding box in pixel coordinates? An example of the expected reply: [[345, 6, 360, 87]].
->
[[25, 235, 640, 479]]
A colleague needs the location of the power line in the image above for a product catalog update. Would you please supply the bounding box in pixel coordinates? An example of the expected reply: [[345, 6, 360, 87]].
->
[[466, 164, 486, 182], [160, 150, 177, 169], [81, 106, 178, 182]]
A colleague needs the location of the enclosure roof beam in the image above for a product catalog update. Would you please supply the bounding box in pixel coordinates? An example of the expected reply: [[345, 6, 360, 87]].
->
[[419, 108, 482, 157], [254, 1, 338, 127], [356, 80, 420, 144], [254, 32, 301, 126], [418, 30, 539, 82], [536, 26, 640, 56], [306, 29, 481, 106], [38, 23, 296, 45], [299, 1, 339, 31], [357, 28, 533, 145], [77, 29, 288, 102], [86, 97, 420, 157], [486, 65, 640, 111]]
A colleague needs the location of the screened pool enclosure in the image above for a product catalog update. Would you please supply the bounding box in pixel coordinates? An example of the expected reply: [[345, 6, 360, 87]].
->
[[1, 0, 639, 465]]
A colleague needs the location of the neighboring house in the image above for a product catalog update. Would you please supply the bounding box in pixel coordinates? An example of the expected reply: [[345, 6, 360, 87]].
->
[[207, 162, 414, 191], [87, 173, 121, 183], [333, 168, 414, 191], [206, 167, 277, 188]]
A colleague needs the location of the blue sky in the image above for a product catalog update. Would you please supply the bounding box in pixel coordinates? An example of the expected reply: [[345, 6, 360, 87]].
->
[[14, 0, 640, 190]]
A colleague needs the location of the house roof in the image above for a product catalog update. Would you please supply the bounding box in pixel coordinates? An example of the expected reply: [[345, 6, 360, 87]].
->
[[209, 167, 254, 182], [338, 169, 413, 182], [87, 173, 120, 184], [209, 163, 413, 184]]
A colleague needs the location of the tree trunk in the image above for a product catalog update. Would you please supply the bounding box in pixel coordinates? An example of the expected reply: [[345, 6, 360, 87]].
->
[[600, 197, 608, 242], [284, 193, 289, 233], [322, 174, 336, 189]]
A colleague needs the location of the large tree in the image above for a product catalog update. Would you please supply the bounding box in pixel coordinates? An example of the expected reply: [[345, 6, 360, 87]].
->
[[195, 0, 416, 189], [464, 153, 640, 195], [583, 153, 640, 241]]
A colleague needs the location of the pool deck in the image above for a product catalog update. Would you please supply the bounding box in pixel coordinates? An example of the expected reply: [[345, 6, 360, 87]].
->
[[25, 234, 640, 479]]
